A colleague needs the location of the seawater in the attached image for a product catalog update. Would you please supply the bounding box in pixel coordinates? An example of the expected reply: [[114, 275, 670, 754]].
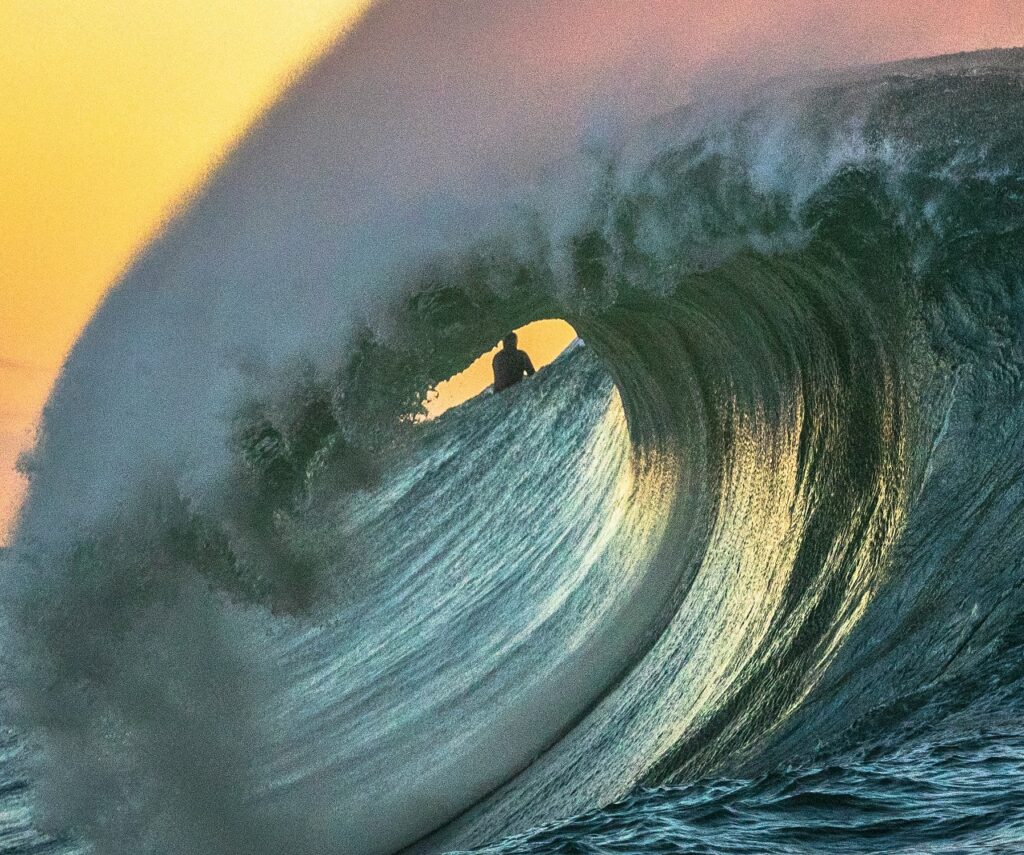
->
[[3, 42, 1024, 855]]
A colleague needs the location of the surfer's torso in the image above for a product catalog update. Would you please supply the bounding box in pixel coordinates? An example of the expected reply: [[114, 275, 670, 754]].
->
[[492, 348, 535, 392]]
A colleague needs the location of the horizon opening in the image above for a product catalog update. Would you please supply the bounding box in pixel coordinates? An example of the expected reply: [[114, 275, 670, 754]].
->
[[422, 319, 579, 420]]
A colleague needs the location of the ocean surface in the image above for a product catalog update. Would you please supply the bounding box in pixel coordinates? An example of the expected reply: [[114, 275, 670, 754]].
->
[[3, 39, 1024, 855]]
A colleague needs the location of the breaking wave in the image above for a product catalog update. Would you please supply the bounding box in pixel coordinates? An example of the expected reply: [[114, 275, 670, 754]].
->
[[3, 13, 1024, 855]]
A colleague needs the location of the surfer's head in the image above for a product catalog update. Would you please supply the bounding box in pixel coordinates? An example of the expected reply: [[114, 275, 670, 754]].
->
[[503, 332, 518, 350]]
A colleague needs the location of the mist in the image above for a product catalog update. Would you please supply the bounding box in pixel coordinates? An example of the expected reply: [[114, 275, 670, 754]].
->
[[5, 2, 1023, 854]]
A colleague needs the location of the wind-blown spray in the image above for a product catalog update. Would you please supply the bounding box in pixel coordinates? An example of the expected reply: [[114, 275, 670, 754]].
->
[[4, 3, 1024, 854]]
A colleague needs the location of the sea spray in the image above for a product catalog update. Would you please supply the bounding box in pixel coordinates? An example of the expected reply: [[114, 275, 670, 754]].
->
[[3, 7, 1024, 853]]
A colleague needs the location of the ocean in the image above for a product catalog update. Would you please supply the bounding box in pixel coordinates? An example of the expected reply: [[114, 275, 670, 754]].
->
[[3, 40, 1024, 855]]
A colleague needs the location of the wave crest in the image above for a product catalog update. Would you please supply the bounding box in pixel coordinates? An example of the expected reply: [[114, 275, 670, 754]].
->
[[6, 47, 1024, 855]]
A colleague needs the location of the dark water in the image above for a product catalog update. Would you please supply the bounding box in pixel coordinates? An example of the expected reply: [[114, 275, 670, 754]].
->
[[4, 48, 1024, 855], [457, 729, 1024, 854]]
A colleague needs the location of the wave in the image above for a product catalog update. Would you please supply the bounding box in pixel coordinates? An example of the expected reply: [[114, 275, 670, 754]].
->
[[3, 30, 1024, 855]]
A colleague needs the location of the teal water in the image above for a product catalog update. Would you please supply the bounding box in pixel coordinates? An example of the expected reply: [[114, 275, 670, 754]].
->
[[3, 48, 1024, 854]]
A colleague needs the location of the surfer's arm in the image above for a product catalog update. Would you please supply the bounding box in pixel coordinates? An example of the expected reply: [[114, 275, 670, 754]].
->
[[523, 354, 536, 377]]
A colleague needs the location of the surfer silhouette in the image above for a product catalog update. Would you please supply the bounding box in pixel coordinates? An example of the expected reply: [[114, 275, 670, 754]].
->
[[492, 332, 535, 393]]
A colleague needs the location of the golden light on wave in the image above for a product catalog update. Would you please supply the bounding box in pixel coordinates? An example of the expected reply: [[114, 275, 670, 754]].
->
[[422, 319, 579, 420]]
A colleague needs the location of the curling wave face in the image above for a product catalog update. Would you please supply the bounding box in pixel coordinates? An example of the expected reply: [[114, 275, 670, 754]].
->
[[4, 44, 1024, 855]]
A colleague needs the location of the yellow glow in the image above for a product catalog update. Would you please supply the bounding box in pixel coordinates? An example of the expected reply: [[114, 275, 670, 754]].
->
[[423, 319, 579, 420], [0, 1, 372, 542]]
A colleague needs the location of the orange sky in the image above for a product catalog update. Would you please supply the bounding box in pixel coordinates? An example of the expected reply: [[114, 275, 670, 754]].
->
[[2, 4, 1023, 543], [0, 1, 375, 541]]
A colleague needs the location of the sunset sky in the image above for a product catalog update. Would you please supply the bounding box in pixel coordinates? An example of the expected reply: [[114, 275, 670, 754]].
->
[[2, 2, 1023, 542], [1, 1, 374, 540]]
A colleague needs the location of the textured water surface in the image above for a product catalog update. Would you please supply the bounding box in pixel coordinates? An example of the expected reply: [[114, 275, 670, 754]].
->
[[3, 46, 1024, 855]]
